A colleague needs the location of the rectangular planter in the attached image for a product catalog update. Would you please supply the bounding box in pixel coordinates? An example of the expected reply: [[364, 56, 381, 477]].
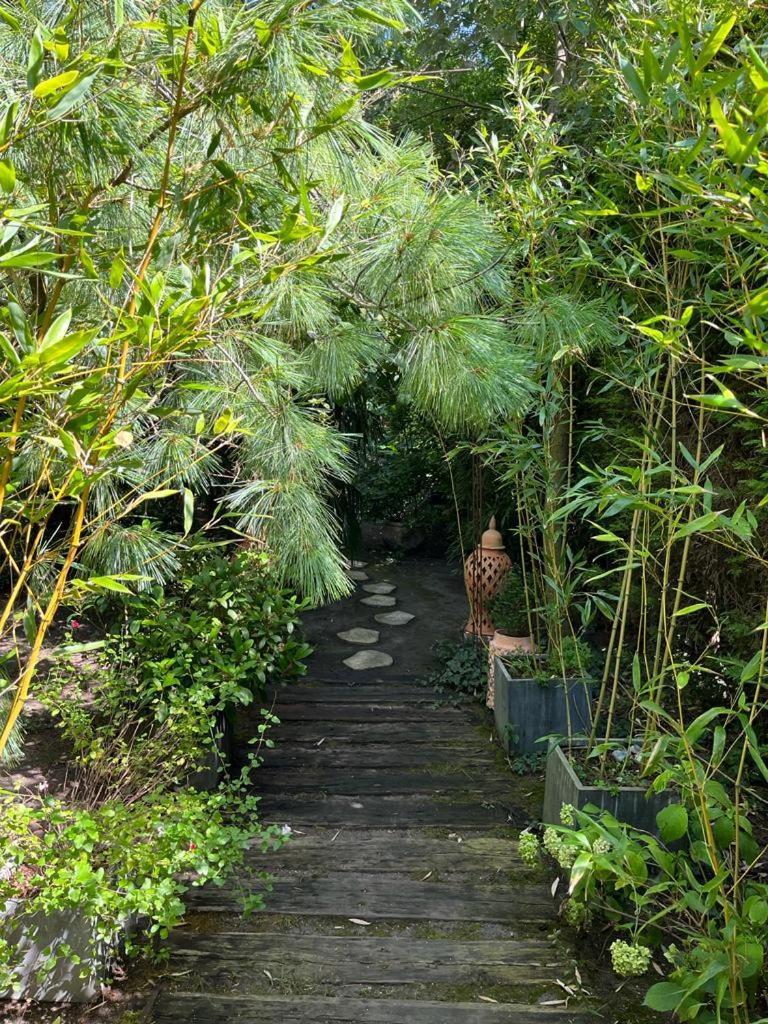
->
[[542, 739, 675, 834], [492, 656, 592, 756], [1, 903, 136, 1002]]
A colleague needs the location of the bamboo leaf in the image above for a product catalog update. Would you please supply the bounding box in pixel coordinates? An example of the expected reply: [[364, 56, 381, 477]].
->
[[183, 488, 194, 536], [0, 159, 15, 193], [694, 15, 736, 73], [40, 309, 72, 350], [33, 71, 79, 99], [46, 72, 99, 121], [352, 5, 405, 29], [620, 57, 649, 105]]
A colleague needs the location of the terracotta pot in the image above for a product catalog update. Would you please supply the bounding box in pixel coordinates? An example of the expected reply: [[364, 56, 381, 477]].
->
[[486, 631, 535, 708]]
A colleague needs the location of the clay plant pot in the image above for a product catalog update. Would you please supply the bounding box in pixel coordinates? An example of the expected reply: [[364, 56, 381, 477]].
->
[[486, 631, 535, 709]]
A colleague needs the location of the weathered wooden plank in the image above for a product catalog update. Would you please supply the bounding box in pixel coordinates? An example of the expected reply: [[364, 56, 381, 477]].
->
[[272, 704, 468, 724], [186, 874, 554, 923], [269, 684, 438, 705], [247, 833, 521, 874], [270, 721, 489, 744], [259, 793, 518, 827], [153, 993, 585, 1024], [256, 768, 509, 796], [257, 744, 497, 769], [165, 934, 561, 987]]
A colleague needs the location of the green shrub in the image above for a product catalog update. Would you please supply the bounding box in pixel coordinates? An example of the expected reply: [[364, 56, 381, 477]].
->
[[425, 638, 488, 701], [0, 751, 287, 997], [43, 549, 311, 792], [528, 789, 768, 1023], [109, 549, 309, 735]]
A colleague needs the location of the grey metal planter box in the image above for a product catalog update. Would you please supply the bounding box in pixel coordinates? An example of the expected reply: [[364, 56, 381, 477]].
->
[[1, 902, 135, 1002], [543, 740, 675, 834], [492, 656, 592, 756]]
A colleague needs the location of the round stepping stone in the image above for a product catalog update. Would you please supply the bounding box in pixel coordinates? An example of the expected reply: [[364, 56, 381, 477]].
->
[[343, 649, 394, 670], [337, 627, 380, 645], [361, 595, 396, 607], [348, 570, 369, 581], [362, 582, 396, 595], [374, 611, 415, 626]]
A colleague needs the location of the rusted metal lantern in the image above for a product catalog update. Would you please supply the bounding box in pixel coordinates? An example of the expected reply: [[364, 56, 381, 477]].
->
[[463, 516, 512, 638]]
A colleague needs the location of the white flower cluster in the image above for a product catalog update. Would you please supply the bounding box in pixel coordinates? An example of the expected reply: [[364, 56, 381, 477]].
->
[[543, 826, 577, 868], [563, 898, 589, 928], [559, 803, 576, 826], [592, 837, 611, 855], [518, 831, 541, 867], [610, 940, 652, 977]]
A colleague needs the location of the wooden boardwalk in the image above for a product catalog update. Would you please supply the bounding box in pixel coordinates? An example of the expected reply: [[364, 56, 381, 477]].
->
[[152, 562, 591, 1023]]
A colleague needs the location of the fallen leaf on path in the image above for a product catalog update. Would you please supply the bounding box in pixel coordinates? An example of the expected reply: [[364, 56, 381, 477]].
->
[[349, 918, 371, 926]]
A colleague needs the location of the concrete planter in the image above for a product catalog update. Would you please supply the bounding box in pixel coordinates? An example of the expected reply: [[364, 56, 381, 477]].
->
[[492, 656, 592, 756], [1, 902, 136, 1002], [543, 739, 675, 834]]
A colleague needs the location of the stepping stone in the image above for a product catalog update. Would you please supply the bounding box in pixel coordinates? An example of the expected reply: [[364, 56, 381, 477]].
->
[[361, 595, 396, 607], [348, 569, 369, 581], [343, 649, 394, 671], [375, 610, 415, 626], [362, 582, 396, 594], [337, 627, 380, 645]]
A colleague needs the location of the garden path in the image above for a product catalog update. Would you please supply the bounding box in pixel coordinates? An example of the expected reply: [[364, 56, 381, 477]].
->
[[151, 558, 592, 1024]]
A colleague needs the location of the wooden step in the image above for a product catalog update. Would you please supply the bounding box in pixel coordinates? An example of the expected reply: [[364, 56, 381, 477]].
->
[[153, 993, 585, 1023], [256, 767, 510, 796], [185, 873, 555, 923], [164, 933, 563, 988], [258, 793, 518, 827], [272, 703, 468, 723], [258, 743, 497, 769], [269, 683, 439, 704], [269, 721, 490, 744], [248, 832, 521, 874]]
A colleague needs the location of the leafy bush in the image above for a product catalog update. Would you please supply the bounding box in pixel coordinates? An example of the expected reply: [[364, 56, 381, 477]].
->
[[112, 548, 311, 718], [425, 638, 488, 701], [526, 707, 768, 1024], [42, 549, 310, 795], [0, 753, 287, 997]]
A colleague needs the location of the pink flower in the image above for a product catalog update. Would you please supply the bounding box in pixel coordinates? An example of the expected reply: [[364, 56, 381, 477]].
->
[[70, 619, 83, 630], [188, 842, 197, 851]]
